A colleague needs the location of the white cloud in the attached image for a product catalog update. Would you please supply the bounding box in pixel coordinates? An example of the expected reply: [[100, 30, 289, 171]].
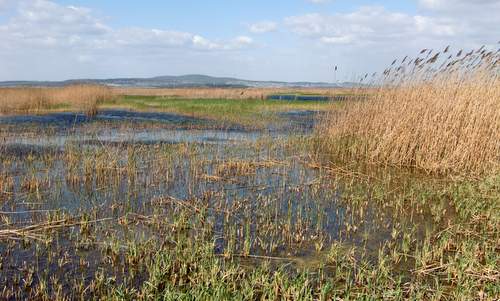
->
[[306, 0, 332, 3], [282, 4, 499, 82], [416, 0, 500, 40], [0, 0, 497, 82], [192, 35, 222, 50], [112, 28, 192, 49], [320, 36, 353, 45], [0, 0, 256, 80], [0, 0, 13, 11], [419, 0, 500, 10], [0, 0, 254, 52], [285, 7, 428, 44], [189, 35, 254, 51], [248, 21, 277, 33], [232, 36, 253, 47], [285, 5, 497, 47]]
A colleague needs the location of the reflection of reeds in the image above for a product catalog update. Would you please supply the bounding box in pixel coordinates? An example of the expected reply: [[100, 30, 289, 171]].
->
[[320, 45, 500, 175], [0, 85, 114, 116]]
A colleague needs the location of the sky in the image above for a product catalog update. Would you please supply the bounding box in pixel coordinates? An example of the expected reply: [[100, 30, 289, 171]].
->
[[0, 0, 498, 82]]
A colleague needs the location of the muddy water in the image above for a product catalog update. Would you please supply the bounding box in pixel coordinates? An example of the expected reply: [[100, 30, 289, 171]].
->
[[0, 109, 452, 297]]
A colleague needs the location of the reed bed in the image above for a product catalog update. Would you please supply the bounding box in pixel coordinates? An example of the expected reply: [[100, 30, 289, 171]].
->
[[319, 46, 500, 176], [0, 85, 114, 116], [113, 87, 351, 100]]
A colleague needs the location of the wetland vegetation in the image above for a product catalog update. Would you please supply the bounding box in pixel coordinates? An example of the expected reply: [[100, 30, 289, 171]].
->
[[0, 45, 498, 300]]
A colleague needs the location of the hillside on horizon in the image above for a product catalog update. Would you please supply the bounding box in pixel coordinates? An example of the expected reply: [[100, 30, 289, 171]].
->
[[0, 74, 354, 89]]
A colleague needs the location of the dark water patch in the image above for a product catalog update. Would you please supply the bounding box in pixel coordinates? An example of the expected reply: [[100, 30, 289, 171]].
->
[[0, 110, 212, 127], [0, 112, 91, 126], [0, 143, 62, 158], [0, 109, 319, 134], [277, 110, 322, 132], [268, 94, 369, 102], [97, 110, 210, 125], [268, 95, 330, 101], [1, 129, 266, 149]]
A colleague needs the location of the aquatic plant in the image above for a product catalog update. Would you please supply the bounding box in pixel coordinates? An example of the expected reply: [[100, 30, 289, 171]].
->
[[319, 45, 500, 175], [0, 85, 114, 116]]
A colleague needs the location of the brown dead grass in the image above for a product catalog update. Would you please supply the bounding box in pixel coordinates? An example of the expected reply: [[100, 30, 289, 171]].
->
[[0, 85, 114, 116], [113, 87, 352, 100], [319, 46, 500, 176]]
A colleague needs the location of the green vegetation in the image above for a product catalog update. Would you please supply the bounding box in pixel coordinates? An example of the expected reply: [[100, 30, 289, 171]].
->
[[100, 170, 498, 300], [0, 131, 498, 300], [103, 96, 333, 127], [1, 46, 498, 299]]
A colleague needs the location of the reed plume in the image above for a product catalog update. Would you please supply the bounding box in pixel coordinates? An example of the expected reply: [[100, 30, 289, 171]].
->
[[0, 85, 114, 116], [319, 45, 500, 175]]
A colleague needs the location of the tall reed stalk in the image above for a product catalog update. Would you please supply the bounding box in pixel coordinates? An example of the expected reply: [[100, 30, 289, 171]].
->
[[0, 85, 114, 116], [319, 46, 500, 175]]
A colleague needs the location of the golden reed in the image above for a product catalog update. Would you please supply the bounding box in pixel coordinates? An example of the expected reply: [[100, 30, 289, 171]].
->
[[0, 85, 114, 116], [113, 87, 350, 100], [319, 45, 500, 175]]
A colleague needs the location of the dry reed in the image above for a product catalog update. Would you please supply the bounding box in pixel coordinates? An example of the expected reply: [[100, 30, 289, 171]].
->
[[113, 87, 351, 99], [319, 45, 500, 175], [0, 85, 114, 116]]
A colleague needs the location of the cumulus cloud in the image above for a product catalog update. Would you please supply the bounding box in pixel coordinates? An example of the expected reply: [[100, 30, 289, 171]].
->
[[190, 35, 253, 50], [286, 7, 451, 41], [285, 5, 497, 48], [248, 21, 277, 33], [419, 0, 500, 10], [282, 4, 499, 82], [417, 0, 500, 38], [0, 0, 497, 82], [0, 0, 254, 52], [0, 0, 110, 50], [320, 36, 353, 45], [0, 0, 257, 80], [306, 0, 331, 4], [232, 36, 254, 47]]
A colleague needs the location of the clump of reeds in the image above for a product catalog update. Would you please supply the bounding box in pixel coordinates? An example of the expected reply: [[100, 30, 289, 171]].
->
[[319, 45, 500, 176], [0, 85, 114, 116], [113, 87, 350, 100]]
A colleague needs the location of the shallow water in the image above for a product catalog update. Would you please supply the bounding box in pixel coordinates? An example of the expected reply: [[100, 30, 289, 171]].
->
[[2, 128, 264, 148], [0, 109, 453, 298], [0, 109, 317, 150], [0, 110, 209, 126]]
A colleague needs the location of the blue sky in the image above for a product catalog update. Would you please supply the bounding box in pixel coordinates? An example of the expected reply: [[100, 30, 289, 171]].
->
[[53, 0, 416, 32], [0, 0, 498, 82]]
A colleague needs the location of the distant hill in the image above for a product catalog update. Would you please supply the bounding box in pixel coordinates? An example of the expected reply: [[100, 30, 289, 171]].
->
[[0, 74, 356, 88]]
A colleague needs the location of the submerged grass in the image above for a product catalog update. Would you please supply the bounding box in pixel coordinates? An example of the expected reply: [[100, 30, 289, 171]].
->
[[0, 132, 498, 300]]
